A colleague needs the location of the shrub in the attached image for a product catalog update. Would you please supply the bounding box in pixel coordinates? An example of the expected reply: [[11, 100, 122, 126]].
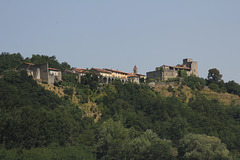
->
[[168, 85, 174, 92], [183, 76, 206, 91], [208, 83, 219, 92], [63, 87, 73, 96]]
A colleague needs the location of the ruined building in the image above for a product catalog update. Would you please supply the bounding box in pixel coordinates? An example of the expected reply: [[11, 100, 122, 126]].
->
[[17, 62, 62, 84], [146, 58, 198, 81]]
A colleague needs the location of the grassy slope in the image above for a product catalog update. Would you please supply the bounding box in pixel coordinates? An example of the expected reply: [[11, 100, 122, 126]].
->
[[40, 83, 101, 122], [153, 83, 240, 105]]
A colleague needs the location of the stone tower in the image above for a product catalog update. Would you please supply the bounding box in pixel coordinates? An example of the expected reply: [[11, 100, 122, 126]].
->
[[183, 58, 198, 77], [133, 65, 138, 74]]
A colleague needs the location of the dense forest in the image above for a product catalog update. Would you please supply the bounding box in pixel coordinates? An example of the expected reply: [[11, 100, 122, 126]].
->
[[1, 52, 240, 160]]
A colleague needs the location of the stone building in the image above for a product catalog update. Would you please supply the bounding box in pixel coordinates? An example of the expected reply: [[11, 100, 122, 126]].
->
[[146, 58, 198, 81], [17, 62, 62, 84]]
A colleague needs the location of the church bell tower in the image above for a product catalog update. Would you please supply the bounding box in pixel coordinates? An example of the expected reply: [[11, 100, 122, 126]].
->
[[133, 65, 138, 74]]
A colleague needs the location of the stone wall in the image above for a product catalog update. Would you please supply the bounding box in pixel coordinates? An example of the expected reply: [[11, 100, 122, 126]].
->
[[147, 70, 163, 80], [48, 74, 55, 84], [33, 63, 49, 83], [162, 70, 178, 81]]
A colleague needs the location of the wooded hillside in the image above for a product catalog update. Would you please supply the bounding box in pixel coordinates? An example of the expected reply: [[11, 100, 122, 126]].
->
[[1, 53, 240, 160]]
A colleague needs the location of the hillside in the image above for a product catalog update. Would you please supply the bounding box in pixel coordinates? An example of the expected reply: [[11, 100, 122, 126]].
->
[[152, 82, 240, 105], [1, 53, 240, 159], [40, 83, 102, 122]]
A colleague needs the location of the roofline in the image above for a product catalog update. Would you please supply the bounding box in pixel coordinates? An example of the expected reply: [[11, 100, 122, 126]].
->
[[49, 68, 60, 71], [104, 68, 128, 74], [92, 68, 112, 74]]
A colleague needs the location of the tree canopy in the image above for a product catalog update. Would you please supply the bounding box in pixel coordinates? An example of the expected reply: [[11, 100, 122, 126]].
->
[[207, 68, 223, 83]]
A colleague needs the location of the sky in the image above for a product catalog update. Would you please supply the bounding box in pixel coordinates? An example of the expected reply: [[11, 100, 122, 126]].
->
[[1, 0, 240, 83]]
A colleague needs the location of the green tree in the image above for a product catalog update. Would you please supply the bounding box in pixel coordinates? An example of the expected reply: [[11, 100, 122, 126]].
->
[[168, 116, 188, 142], [30, 54, 71, 71], [225, 81, 240, 96], [207, 68, 222, 83], [0, 52, 24, 73], [178, 133, 231, 160], [129, 129, 178, 160], [96, 119, 130, 160], [81, 70, 99, 91], [178, 70, 187, 78]]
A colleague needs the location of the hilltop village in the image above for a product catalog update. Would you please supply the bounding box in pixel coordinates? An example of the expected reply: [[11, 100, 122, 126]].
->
[[17, 58, 198, 85], [2, 52, 240, 160]]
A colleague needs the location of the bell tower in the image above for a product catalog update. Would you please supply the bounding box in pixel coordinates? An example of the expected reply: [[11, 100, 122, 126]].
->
[[133, 65, 138, 74]]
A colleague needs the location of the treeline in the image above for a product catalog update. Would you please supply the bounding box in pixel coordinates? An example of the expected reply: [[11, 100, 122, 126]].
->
[[0, 52, 71, 72], [1, 53, 240, 159]]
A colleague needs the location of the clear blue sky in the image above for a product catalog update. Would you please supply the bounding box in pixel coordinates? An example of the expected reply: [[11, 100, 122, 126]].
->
[[1, 0, 240, 83]]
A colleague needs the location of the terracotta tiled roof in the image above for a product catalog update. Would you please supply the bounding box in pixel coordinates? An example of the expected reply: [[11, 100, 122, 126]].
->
[[49, 68, 59, 71], [24, 62, 34, 66], [127, 73, 138, 78], [74, 68, 87, 72], [74, 68, 87, 71], [92, 68, 112, 74], [128, 75, 138, 78], [104, 68, 128, 74]]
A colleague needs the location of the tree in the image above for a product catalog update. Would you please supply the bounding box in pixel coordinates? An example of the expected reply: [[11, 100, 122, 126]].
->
[[178, 70, 187, 78], [129, 129, 178, 160], [178, 133, 231, 160], [207, 68, 222, 83], [0, 52, 24, 73], [96, 119, 130, 160], [225, 81, 240, 96], [30, 54, 71, 71]]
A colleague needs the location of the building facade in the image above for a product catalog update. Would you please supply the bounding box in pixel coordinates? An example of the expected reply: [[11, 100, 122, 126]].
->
[[17, 62, 62, 84], [146, 58, 198, 81], [72, 65, 145, 84]]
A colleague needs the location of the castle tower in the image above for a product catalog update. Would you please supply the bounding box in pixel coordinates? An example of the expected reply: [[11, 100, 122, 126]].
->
[[183, 58, 198, 77], [133, 65, 138, 74]]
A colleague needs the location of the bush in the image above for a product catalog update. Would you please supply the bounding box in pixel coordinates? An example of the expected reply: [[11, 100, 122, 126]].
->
[[178, 70, 187, 78], [168, 85, 174, 92], [63, 87, 74, 96], [183, 76, 206, 91], [209, 83, 219, 92]]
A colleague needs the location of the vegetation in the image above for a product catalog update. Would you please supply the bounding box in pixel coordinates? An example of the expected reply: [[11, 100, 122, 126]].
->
[[207, 68, 223, 83], [1, 52, 240, 159], [0, 52, 71, 73], [178, 133, 230, 160], [182, 75, 206, 91]]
